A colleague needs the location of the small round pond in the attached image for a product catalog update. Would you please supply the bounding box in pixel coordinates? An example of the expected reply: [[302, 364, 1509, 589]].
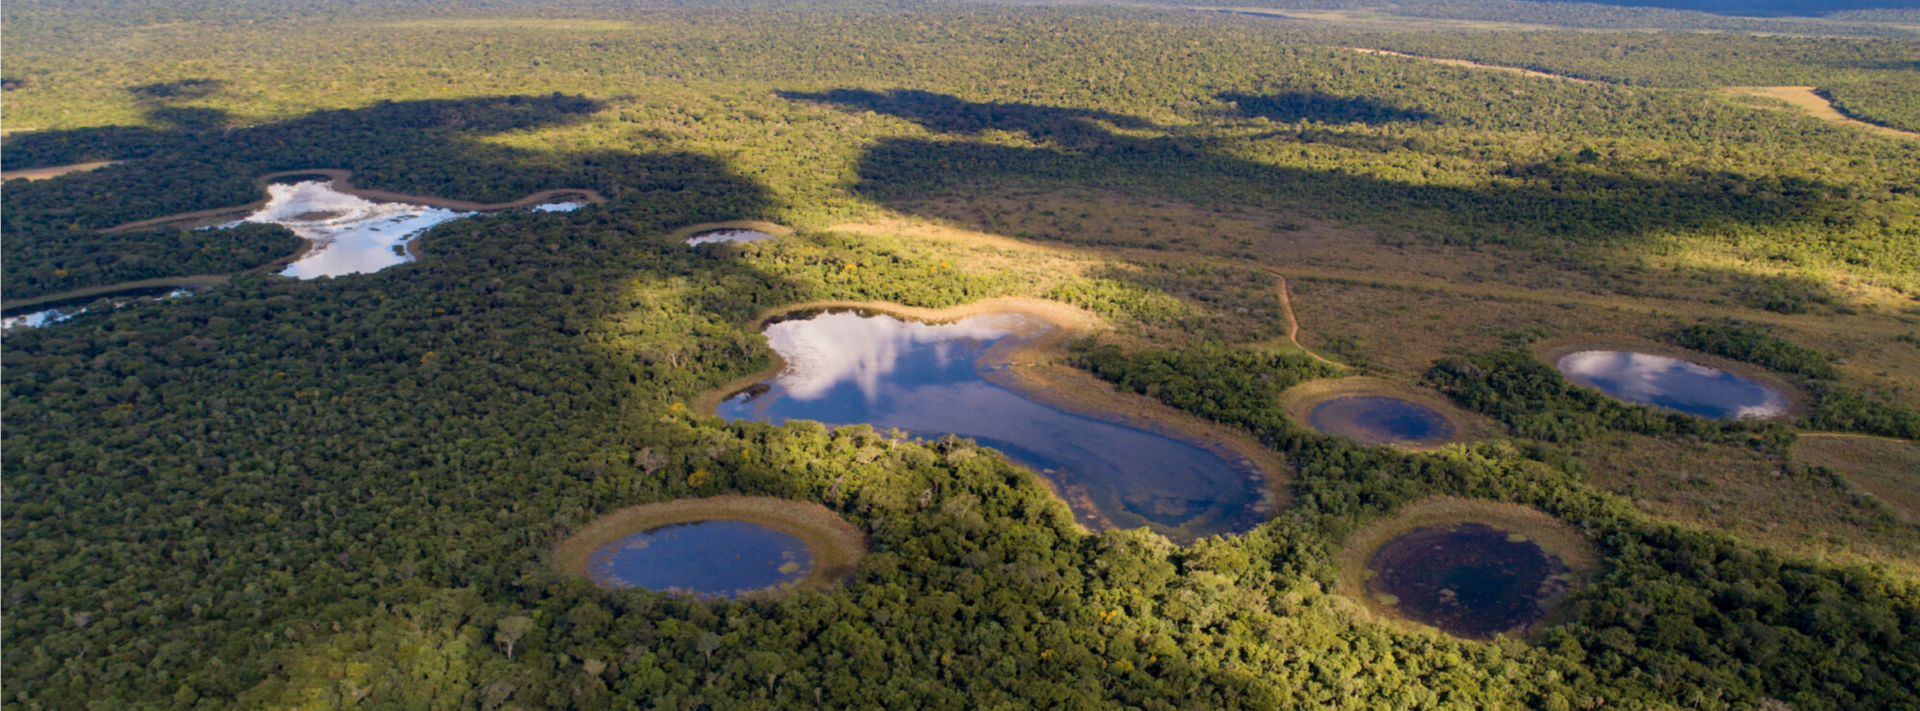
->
[[1556, 350, 1787, 419], [1366, 523, 1573, 640], [1308, 396, 1454, 447], [687, 229, 778, 246], [586, 520, 814, 598]]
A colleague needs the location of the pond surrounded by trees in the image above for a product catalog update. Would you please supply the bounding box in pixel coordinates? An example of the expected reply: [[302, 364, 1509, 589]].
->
[[686, 228, 778, 246], [1308, 396, 1455, 447], [586, 520, 814, 597], [239, 180, 473, 279], [1555, 350, 1788, 419], [1366, 522, 1573, 639], [717, 309, 1269, 543]]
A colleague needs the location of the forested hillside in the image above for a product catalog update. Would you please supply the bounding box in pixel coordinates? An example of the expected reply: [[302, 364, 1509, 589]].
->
[[4, 1, 1918, 709]]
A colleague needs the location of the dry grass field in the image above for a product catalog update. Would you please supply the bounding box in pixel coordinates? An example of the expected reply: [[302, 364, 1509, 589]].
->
[[1793, 434, 1920, 525], [1577, 432, 1920, 578]]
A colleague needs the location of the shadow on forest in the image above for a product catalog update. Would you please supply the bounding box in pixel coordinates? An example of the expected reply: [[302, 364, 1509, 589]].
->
[[1, 92, 761, 233], [128, 78, 224, 101], [783, 87, 1848, 249], [1216, 91, 1436, 125]]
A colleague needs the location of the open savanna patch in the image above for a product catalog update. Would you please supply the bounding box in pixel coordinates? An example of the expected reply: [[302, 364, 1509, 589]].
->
[[1577, 432, 1920, 578]]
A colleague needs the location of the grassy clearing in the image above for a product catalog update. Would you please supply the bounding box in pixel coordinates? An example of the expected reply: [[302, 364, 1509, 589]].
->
[[1794, 434, 1920, 525], [1723, 86, 1919, 139], [1333, 496, 1596, 639], [1277, 376, 1500, 450], [1577, 432, 1920, 578], [552, 496, 867, 596], [0, 160, 120, 181]]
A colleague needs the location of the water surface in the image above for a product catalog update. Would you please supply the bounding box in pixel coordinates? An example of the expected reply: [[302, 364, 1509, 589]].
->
[[1556, 350, 1787, 419], [688, 229, 777, 246], [718, 310, 1269, 542], [1366, 523, 1571, 639], [1309, 396, 1453, 447], [587, 520, 812, 597], [235, 180, 473, 279], [2, 287, 193, 331]]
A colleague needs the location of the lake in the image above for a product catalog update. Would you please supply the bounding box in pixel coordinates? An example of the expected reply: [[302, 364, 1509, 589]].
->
[[717, 310, 1269, 543], [1556, 350, 1788, 419], [1308, 396, 1454, 447], [688, 229, 778, 246], [237, 180, 473, 279], [587, 520, 813, 597], [1366, 522, 1572, 639]]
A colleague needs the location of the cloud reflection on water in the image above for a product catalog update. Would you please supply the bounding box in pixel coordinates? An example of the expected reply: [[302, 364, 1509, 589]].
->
[[1557, 350, 1787, 419], [763, 311, 1025, 402], [239, 181, 472, 279]]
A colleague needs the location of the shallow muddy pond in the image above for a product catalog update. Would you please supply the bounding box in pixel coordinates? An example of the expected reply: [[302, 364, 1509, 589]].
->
[[687, 229, 777, 246], [1309, 396, 1453, 447], [1366, 523, 1571, 639], [587, 520, 813, 597], [1556, 350, 1787, 419], [718, 310, 1268, 543], [236, 180, 473, 279]]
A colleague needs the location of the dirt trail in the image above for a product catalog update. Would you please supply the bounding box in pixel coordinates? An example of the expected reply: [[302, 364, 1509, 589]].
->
[[1725, 86, 1918, 139], [1275, 276, 1344, 367], [2, 161, 121, 181], [1348, 48, 1601, 84], [102, 169, 606, 233]]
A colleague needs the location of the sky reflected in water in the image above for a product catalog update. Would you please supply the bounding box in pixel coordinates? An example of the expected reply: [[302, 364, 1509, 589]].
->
[[720, 310, 1268, 542], [237, 180, 472, 279], [1557, 350, 1787, 419]]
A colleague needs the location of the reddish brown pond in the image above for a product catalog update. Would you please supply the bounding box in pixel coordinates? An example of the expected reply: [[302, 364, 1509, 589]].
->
[[1365, 522, 1573, 639]]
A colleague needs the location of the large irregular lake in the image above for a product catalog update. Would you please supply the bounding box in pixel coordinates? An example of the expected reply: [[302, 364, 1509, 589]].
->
[[587, 520, 812, 597], [1367, 522, 1572, 639], [717, 310, 1269, 543], [238, 180, 473, 279], [1556, 350, 1788, 419]]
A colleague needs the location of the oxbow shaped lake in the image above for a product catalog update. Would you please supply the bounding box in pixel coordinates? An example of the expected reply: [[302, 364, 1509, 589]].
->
[[1556, 350, 1787, 419], [718, 310, 1270, 543], [587, 520, 812, 597]]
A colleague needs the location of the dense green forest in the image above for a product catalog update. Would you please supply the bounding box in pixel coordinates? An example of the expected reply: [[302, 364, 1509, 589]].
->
[[2, 223, 301, 301], [4, 1, 1919, 709]]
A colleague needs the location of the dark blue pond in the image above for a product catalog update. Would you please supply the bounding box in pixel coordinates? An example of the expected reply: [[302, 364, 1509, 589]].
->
[[718, 310, 1267, 543], [1556, 350, 1787, 419], [586, 520, 812, 597], [1367, 523, 1572, 640], [1308, 396, 1454, 447]]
